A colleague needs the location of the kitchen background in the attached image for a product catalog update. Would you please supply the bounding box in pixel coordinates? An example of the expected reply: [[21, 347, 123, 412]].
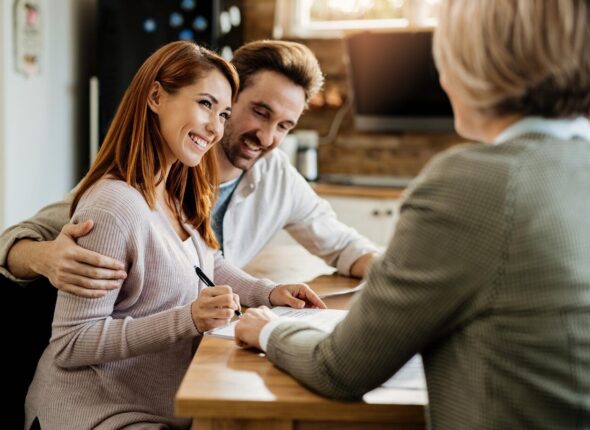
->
[[0, 0, 464, 232]]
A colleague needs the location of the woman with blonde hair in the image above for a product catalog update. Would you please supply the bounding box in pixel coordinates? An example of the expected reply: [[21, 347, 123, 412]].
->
[[235, 1, 590, 428], [24, 41, 324, 430]]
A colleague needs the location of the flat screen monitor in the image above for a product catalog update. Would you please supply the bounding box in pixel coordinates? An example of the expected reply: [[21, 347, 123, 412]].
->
[[346, 30, 454, 132]]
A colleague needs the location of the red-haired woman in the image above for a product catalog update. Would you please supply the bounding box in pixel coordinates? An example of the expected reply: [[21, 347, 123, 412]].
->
[[24, 41, 324, 430]]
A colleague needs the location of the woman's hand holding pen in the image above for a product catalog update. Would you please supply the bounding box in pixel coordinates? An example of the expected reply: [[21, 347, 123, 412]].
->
[[191, 285, 241, 334], [269, 284, 327, 309]]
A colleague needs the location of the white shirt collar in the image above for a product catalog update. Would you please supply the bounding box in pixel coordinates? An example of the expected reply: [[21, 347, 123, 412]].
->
[[493, 116, 590, 145]]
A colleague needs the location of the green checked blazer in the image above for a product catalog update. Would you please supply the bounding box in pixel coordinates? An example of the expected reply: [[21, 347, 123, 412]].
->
[[267, 133, 590, 429]]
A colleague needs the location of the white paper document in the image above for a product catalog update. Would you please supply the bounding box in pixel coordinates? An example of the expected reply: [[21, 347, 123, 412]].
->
[[381, 355, 426, 390], [206, 306, 426, 393], [205, 306, 348, 340]]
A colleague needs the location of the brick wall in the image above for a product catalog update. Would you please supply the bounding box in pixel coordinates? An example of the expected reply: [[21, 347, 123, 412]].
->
[[242, 0, 465, 178]]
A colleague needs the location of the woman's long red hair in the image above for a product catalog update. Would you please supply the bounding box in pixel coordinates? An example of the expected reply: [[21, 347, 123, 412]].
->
[[71, 41, 238, 248]]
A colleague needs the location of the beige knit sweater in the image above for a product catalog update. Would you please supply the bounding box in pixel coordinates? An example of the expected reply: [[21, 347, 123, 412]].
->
[[25, 179, 276, 430]]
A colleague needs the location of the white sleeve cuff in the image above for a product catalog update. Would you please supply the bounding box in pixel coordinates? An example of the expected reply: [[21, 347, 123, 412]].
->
[[259, 318, 287, 352]]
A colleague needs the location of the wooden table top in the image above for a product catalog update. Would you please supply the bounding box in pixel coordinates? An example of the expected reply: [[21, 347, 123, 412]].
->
[[175, 253, 427, 424]]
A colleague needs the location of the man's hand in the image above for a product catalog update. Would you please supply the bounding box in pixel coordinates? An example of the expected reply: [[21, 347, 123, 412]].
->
[[24, 221, 126, 298], [191, 285, 241, 334], [269, 283, 327, 309], [234, 306, 278, 350], [349, 252, 377, 278]]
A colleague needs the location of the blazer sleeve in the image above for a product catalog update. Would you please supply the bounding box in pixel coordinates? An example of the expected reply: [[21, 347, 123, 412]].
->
[[282, 165, 380, 276], [50, 206, 199, 369], [0, 197, 72, 284], [265, 146, 511, 399]]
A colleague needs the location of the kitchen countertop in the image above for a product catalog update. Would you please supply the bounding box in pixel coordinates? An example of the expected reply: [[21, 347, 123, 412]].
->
[[312, 182, 406, 199]]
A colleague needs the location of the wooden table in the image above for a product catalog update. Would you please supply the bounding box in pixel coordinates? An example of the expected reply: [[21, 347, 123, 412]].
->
[[175, 272, 427, 430]]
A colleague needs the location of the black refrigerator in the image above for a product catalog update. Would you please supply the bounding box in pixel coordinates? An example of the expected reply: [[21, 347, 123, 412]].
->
[[94, 0, 244, 148]]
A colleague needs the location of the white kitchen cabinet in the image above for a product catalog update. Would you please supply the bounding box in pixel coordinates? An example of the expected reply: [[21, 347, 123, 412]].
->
[[268, 194, 401, 248], [323, 195, 400, 247]]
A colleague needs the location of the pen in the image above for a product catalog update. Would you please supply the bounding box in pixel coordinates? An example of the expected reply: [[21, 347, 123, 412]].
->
[[194, 266, 241, 317]]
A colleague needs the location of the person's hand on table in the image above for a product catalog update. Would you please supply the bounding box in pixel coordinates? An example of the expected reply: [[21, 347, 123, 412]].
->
[[349, 252, 378, 278], [269, 283, 327, 309], [234, 306, 278, 350], [234, 284, 326, 349]]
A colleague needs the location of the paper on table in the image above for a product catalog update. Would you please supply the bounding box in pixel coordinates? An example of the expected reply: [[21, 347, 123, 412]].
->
[[381, 355, 426, 390], [205, 306, 348, 341], [207, 306, 426, 394]]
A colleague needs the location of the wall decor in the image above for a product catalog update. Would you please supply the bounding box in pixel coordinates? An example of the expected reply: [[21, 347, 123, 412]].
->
[[14, 0, 42, 77]]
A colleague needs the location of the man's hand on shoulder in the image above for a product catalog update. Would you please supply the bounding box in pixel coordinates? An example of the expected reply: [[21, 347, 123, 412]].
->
[[10, 221, 126, 298]]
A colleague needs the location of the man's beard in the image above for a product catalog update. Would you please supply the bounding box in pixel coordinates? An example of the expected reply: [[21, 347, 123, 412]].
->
[[220, 131, 263, 171]]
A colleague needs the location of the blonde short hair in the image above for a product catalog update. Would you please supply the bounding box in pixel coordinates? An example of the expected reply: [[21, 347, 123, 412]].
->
[[433, 0, 590, 117]]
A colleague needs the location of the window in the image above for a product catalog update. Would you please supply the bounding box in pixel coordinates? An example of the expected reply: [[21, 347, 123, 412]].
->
[[274, 0, 442, 38]]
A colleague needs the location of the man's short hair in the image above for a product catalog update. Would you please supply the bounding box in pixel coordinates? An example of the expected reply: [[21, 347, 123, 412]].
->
[[231, 40, 324, 106]]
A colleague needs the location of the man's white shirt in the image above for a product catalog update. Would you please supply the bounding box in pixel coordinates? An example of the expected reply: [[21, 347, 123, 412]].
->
[[220, 149, 379, 276]]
